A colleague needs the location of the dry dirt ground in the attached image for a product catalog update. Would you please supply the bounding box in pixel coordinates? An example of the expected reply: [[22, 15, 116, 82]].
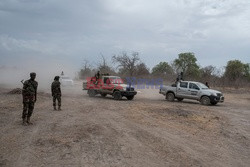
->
[[0, 82, 250, 167]]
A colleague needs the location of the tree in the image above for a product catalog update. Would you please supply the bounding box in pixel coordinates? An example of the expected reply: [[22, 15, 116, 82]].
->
[[173, 52, 200, 79], [224, 60, 250, 81], [200, 65, 216, 78], [97, 54, 116, 75], [199, 65, 221, 86], [243, 63, 250, 80], [135, 63, 150, 76], [78, 59, 92, 79], [112, 52, 140, 77], [152, 62, 174, 77]]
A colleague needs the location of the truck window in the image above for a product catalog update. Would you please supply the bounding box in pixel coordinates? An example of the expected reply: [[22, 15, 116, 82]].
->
[[180, 82, 188, 88], [189, 83, 200, 90]]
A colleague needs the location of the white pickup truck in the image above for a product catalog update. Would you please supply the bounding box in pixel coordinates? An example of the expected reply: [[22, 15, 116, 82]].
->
[[60, 76, 74, 86], [159, 81, 224, 105]]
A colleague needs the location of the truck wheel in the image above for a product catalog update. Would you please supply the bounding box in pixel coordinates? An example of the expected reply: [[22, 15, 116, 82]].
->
[[113, 91, 122, 100], [201, 96, 211, 105], [126, 96, 134, 100], [166, 93, 175, 102], [101, 93, 107, 97], [88, 90, 96, 97], [177, 98, 184, 102]]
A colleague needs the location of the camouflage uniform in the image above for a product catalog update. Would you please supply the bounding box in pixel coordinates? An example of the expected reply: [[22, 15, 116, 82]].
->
[[51, 77, 61, 110], [22, 73, 38, 125]]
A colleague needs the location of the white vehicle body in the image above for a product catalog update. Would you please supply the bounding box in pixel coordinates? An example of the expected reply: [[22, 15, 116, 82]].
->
[[159, 81, 224, 105], [60, 76, 74, 86]]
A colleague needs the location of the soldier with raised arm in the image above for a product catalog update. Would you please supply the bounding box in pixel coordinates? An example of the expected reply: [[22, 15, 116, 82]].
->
[[22, 72, 38, 125]]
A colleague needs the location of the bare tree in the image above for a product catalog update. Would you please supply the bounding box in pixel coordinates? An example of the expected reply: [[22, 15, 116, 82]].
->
[[78, 59, 93, 79], [200, 66, 215, 80], [98, 53, 116, 75], [83, 59, 91, 70], [112, 52, 140, 77]]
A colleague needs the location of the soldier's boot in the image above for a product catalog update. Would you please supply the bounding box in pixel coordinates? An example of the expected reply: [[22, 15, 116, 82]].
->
[[22, 117, 27, 126], [53, 106, 57, 110], [58, 106, 61, 111], [26, 117, 33, 125]]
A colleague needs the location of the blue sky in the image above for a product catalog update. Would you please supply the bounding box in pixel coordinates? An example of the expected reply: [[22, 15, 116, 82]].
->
[[0, 0, 250, 73]]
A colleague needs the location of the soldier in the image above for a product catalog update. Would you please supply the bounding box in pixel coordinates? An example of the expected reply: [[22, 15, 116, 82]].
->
[[51, 76, 62, 110], [205, 82, 210, 88], [176, 72, 184, 83], [22, 72, 38, 125], [94, 71, 100, 85], [180, 72, 184, 81], [96, 71, 100, 79]]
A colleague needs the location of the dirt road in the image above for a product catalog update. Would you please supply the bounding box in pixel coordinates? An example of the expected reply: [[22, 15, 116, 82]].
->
[[0, 83, 250, 167]]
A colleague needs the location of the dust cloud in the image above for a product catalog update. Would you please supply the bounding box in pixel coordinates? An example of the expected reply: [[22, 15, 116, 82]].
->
[[0, 62, 77, 92]]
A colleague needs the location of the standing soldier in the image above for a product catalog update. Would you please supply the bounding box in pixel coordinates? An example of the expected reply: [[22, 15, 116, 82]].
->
[[51, 76, 62, 110], [176, 72, 184, 83], [205, 82, 210, 88], [96, 71, 100, 79], [22, 72, 38, 125]]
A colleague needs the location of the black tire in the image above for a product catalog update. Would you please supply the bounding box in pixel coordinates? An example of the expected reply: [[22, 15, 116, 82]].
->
[[211, 101, 218, 105], [126, 96, 134, 100], [200, 96, 211, 105], [88, 89, 96, 97], [166, 92, 175, 102], [177, 98, 184, 102], [101, 93, 107, 97], [113, 91, 122, 100]]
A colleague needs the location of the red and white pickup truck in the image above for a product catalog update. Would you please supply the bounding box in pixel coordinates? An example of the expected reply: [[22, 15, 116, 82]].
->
[[83, 75, 137, 100]]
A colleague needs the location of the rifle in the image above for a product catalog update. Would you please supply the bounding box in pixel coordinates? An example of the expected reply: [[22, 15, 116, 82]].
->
[[20, 80, 24, 96]]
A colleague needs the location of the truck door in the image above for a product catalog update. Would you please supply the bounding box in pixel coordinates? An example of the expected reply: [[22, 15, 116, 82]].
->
[[177, 82, 189, 98], [102, 77, 114, 93], [187, 83, 200, 99]]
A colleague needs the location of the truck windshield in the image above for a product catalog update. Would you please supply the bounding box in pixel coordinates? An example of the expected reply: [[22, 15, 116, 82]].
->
[[197, 83, 209, 89], [109, 77, 123, 84]]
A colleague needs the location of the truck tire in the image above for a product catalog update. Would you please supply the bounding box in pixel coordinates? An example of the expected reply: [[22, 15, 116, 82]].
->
[[88, 89, 96, 97], [201, 96, 210, 105], [177, 98, 184, 102], [126, 96, 134, 100], [101, 93, 107, 97], [166, 92, 175, 102], [113, 91, 122, 100]]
